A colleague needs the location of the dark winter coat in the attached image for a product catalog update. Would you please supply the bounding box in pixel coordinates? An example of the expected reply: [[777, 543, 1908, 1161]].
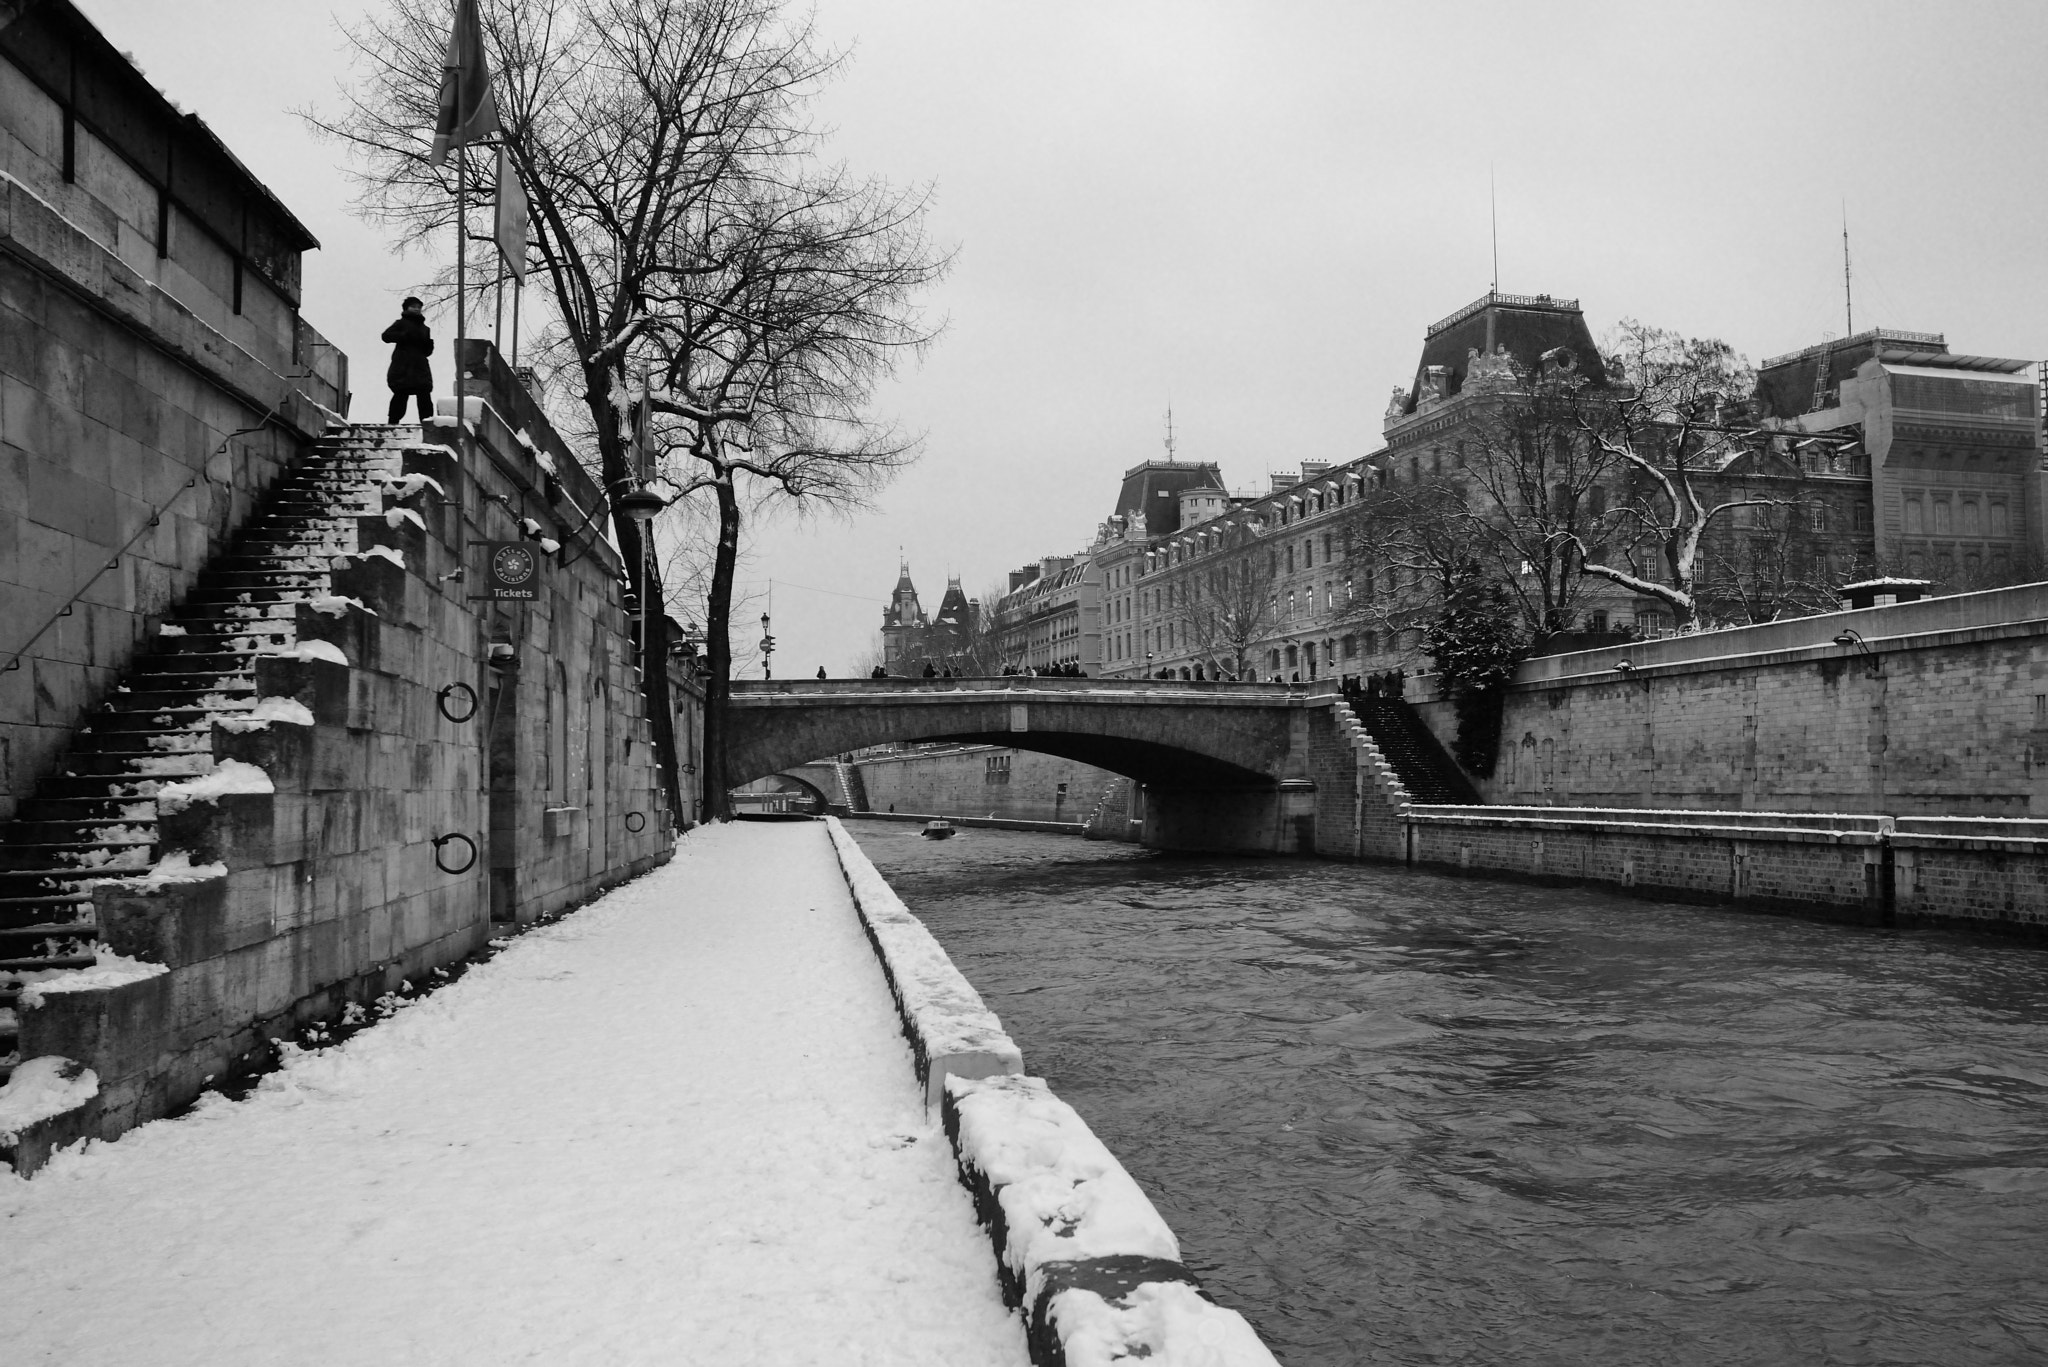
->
[[382, 315, 435, 393]]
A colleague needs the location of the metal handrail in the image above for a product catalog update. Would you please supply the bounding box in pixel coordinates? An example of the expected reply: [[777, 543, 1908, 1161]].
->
[[3, 466, 212, 673], [2, 411, 294, 672]]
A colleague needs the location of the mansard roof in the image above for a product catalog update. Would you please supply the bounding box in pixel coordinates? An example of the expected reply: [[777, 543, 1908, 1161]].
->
[[1110, 460, 1228, 536], [1395, 291, 1607, 416], [932, 579, 972, 629]]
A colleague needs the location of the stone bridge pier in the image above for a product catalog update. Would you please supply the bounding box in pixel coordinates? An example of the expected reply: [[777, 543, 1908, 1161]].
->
[[726, 679, 1331, 853]]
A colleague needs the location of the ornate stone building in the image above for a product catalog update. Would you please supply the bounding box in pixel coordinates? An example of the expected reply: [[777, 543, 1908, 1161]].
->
[[1089, 291, 2044, 684], [878, 563, 979, 674]]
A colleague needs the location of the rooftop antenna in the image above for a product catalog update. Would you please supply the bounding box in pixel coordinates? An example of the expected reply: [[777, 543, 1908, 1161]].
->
[[1163, 403, 1177, 460], [1842, 201, 1854, 338], [1490, 164, 1499, 294]]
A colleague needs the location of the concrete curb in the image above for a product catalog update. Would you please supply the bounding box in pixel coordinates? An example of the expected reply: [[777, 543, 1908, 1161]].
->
[[820, 818, 1281, 1366], [821, 817, 1023, 1106], [943, 1074, 1280, 1366]]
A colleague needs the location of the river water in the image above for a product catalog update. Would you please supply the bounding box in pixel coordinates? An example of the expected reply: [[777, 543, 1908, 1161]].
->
[[846, 823, 2048, 1366]]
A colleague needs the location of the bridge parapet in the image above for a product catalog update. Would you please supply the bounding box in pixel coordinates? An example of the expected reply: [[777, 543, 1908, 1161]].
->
[[731, 677, 1309, 705]]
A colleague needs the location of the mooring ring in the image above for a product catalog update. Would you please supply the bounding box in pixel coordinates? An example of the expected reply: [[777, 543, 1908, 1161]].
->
[[625, 811, 647, 833], [431, 832, 478, 875], [437, 682, 479, 723]]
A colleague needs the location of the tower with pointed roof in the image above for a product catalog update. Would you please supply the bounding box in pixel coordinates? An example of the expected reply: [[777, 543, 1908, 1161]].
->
[[879, 561, 928, 674]]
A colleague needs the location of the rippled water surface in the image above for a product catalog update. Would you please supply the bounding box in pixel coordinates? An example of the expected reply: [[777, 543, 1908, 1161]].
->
[[848, 824, 2048, 1366]]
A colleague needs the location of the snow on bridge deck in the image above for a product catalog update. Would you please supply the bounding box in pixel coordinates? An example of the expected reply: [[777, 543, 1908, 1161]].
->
[[0, 823, 1026, 1367]]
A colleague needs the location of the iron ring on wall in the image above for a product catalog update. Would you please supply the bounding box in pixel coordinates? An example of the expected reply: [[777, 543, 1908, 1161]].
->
[[625, 811, 647, 833], [437, 682, 479, 723], [431, 832, 478, 875]]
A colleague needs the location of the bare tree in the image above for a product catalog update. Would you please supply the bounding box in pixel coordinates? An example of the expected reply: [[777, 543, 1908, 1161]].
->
[[1336, 472, 1476, 656], [1450, 359, 1622, 639], [640, 174, 947, 809], [850, 630, 888, 678], [319, 0, 944, 820], [1174, 529, 1281, 679], [1695, 499, 1865, 624], [1571, 321, 1850, 631]]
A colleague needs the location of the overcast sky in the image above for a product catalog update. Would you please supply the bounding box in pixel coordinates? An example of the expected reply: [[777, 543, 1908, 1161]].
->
[[79, 0, 2048, 673]]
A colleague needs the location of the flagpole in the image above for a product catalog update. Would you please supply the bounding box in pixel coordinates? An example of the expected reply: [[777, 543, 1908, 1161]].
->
[[453, 55, 466, 427]]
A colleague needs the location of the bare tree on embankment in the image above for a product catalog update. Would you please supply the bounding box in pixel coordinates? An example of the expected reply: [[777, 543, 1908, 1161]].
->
[[1172, 526, 1281, 679], [317, 0, 947, 822]]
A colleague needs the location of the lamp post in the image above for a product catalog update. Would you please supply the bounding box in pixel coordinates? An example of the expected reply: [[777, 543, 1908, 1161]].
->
[[616, 483, 670, 672], [759, 611, 775, 680]]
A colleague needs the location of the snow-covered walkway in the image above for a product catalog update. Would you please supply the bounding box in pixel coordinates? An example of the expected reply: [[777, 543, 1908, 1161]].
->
[[0, 823, 1027, 1366]]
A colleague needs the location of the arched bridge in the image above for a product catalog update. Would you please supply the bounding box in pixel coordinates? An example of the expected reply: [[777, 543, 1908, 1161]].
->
[[726, 678, 1330, 851]]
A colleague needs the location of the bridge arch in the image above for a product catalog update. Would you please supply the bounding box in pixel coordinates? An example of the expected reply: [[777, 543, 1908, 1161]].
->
[[730, 771, 832, 814], [725, 679, 1302, 793]]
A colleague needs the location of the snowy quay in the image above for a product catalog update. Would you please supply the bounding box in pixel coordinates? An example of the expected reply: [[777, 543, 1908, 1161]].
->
[[0, 820, 1279, 1367]]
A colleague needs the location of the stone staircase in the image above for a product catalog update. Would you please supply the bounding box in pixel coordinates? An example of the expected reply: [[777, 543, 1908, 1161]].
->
[[0, 424, 412, 1081], [1082, 775, 1141, 842], [1345, 695, 1481, 805], [833, 761, 870, 813]]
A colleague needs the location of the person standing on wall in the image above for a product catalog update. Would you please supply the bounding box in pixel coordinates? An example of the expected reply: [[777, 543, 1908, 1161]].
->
[[382, 296, 435, 424]]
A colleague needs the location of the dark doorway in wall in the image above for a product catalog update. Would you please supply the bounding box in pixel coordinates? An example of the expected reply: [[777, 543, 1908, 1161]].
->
[[487, 664, 521, 922]]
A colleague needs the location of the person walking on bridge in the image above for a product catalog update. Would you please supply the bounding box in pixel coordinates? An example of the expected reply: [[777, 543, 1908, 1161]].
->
[[382, 296, 435, 424]]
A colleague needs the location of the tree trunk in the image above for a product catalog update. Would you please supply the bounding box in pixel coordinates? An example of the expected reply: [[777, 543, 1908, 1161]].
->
[[699, 469, 742, 820], [581, 371, 686, 830]]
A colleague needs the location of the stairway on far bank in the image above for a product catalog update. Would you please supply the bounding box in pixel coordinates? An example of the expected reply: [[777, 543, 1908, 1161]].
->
[[1347, 695, 1482, 806], [0, 425, 413, 1082]]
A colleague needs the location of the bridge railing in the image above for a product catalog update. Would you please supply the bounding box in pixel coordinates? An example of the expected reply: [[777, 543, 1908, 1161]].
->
[[730, 676, 1305, 701]]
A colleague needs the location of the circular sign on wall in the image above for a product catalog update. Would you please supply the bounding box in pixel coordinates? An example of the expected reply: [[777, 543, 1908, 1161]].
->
[[484, 541, 542, 600]]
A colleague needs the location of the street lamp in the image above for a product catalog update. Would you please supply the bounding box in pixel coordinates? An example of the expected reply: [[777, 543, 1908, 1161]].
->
[[615, 484, 670, 523], [759, 611, 775, 679]]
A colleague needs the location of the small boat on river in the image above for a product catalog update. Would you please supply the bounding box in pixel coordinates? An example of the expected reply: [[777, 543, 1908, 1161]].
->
[[921, 819, 956, 840]]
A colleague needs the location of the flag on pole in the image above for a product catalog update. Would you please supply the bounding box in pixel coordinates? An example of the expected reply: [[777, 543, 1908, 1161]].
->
[[428, 0, 501, 167], [494, 144, 528, 281]]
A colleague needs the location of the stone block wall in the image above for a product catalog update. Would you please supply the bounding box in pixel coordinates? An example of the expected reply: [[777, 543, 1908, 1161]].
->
[[1413, 584, 2048, 818], [1407, 810, 1886, 918], [1398, 805, 2048, 933], [853, 745, 1121, 825], [0, 171, 345, 824], [14, 382, 675, 1166], [1307, 701, 1407, 861]]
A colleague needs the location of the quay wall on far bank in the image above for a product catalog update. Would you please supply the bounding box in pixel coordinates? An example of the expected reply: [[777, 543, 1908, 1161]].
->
[[1409, 581, 2048, 817], [1398, 805, 2048, 936], [849, 745, 1123, 828]]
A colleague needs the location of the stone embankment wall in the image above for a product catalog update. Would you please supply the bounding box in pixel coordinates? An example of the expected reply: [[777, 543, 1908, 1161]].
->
[[821, 818, 1278, 1366], [1401, 805, 2048, 934], [1294, 686, 2048, 934], [12, 365, 675, 1169], [1413, 583, 2048, 817], [851, 744, 1122, 826], [0, 170, 346, 824]]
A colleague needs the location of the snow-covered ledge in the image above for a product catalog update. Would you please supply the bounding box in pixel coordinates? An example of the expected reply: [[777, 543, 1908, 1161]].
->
[[944, 1074, 1279, 1367], [821, 816, 1022, 1105]]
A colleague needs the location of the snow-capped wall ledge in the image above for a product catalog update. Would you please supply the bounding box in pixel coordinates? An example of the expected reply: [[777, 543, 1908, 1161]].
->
[[216, 696, 317, 732], [15, 945, 171, 1008], [263, 639, 350, 666], [0, 1057, 99, 1152], [944, 1073, 1279, 1367], [155, 759, 275, 815], [821, 816, 1021, 1105]]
